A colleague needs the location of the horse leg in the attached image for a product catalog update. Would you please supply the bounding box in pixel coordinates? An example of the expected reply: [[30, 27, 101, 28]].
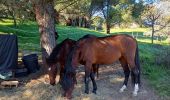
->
[[90, 64, 97, 94], [84, 62, 92, 94], [73, 73, 77, 84], [59, 64, 63, 84], [131, 71, 135, 86], [119, 58, 130, 93], [127, 59, 140, 96], [59, 72, 63, 84], [132, 67, 140, 96]]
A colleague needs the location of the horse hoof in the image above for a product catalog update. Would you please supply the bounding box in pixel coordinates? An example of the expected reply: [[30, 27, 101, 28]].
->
[[119, 89, 124, 93], [85, 91, 89, 94], [119, 85, 126, 93], [132, 92, 137, 96], [92, 90, 97, 94]]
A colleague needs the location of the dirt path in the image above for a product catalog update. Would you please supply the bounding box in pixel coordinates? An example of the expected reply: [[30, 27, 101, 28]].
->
[[0, 63, 166, 100]]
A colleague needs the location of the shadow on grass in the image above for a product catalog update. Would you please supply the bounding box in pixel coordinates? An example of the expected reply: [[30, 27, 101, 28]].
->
[[111, 31, 144, 35]]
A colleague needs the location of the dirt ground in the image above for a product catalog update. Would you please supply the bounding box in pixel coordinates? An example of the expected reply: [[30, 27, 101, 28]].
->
[[0, 62, 168, 100]]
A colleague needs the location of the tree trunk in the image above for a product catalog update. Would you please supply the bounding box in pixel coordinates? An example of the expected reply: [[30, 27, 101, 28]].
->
[[106, 21, 110, 34], [84, 18, 87, 28], [12, 10, 17, 28], [79, 17, 82, 27], [66, 18, 72, 26], [106, 0, 110, 34], [85, 17, 90, 28], [7, 5, 17, 28], [151, 24, 154, 44], [82, 17, 85, 28], [54, 10, 59, 24], [33, 0, 56, 66]]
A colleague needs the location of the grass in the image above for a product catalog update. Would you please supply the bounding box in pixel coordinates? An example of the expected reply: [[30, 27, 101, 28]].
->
[[0, 19, 40, 51], [56, 25, 105, 43], [0, 19, 170, 99], [139, 43, 170, 98]]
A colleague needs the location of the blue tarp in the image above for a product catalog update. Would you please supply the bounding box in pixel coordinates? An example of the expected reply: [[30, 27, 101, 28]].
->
[[0, 34, 18, 74]]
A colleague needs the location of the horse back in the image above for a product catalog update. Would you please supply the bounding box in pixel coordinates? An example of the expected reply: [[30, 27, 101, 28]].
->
[[77, 34, 137, 64], [58, 39, 76, 64], [112, 35, 137, 58]]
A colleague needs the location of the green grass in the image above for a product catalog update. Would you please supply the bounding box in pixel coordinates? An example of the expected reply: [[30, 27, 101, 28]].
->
[[56, 25, 105, 43], [139, 43, 170, 98], [0, 19, 40, 51], [0, 19, 170, 98]]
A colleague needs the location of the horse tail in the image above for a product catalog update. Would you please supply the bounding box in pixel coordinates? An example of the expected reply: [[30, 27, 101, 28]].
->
[[96, 64, 99, 78], [132, 44, 141, 85], [93, 64, 99, 78]]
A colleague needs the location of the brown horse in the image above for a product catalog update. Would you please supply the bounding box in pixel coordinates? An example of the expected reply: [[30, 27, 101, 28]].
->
[[61, 34, 141, 98], [46, 35, 99, 85], [46, 38, 76, 85]]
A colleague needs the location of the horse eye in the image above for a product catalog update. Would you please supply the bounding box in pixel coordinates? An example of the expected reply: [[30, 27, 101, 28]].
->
[[48, 67, 51, 71]]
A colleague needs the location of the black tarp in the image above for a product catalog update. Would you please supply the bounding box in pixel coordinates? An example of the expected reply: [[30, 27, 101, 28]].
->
[[0, 34, 18, 73]]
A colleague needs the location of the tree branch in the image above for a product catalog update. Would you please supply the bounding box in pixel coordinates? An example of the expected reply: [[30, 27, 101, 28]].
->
[[155, 21, 170, 32], [58, 0, 78, 13]]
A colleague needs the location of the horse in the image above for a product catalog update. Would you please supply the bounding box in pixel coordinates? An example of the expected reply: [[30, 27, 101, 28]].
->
[[61, 34, 141, 98], [46, 38, 76, 85], [46, 35, 99, 85]]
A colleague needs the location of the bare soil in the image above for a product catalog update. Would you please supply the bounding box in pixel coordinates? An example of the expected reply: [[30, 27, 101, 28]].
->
[[0, 63, 167, 100]]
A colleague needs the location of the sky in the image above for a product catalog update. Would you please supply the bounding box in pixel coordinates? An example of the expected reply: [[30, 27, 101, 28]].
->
[[93, 0, 162, 17], [136, 0, 160, 3]]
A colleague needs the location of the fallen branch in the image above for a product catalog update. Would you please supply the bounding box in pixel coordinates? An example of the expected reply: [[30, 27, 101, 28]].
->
[[1, 81, 19, 88]]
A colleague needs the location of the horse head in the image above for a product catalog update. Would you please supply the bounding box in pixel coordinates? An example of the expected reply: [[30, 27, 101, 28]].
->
[[61, 64, 76, 98], [47, 64, 58, 85]]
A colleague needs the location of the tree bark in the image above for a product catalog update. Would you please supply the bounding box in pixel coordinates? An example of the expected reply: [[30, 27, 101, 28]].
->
[[106, 0, 110, 34], [6, 5, 17, 28], [106, 21, 110, 34], [12, 10, 17, 28], [54, 9, 59, 24], [86, 17, 91, 28], [32, 0, 56, 66], [151, 24, 154, 44]]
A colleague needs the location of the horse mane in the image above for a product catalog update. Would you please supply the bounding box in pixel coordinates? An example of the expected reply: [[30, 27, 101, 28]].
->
[[64, 45, 77, 73], [61, 45, 76, 91], [46, 38, 74, 64]]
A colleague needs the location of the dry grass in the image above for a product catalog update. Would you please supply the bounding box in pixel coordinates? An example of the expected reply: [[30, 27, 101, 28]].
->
[[0, 63, 164, 100]]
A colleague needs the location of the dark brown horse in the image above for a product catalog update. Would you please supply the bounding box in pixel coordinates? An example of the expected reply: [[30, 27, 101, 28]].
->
[[46, 35, 99, 85], [46, 38, 76, 85], [61, 34, 141, 98]]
